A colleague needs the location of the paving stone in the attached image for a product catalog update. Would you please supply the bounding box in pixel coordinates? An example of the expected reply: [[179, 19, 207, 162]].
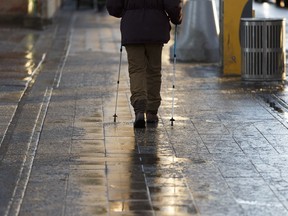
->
[[1, 1, 288, 216]]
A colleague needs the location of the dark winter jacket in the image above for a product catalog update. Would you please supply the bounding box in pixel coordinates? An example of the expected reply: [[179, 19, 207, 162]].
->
[[106, 0, 182, 45]]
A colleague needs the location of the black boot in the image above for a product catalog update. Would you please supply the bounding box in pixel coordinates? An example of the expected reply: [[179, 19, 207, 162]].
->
[[146, 112, 159, 123], [134, 112, 145, 128], [133, 100, 146, 128]]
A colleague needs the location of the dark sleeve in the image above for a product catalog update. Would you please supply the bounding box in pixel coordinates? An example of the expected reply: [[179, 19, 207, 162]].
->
[[163, 0, 183, 25], [106, 0, 125, 18]]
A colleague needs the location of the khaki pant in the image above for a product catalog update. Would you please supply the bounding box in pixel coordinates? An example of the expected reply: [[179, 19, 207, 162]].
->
[[125, 44, 163, 113]]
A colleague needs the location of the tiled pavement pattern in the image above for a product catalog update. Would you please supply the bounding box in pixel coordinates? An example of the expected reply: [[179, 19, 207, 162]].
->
[[0, 29, 46, 146], [1, 1, 288, 216]]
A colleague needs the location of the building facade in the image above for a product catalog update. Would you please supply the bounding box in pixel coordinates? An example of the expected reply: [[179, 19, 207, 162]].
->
[[0, 0, 64, 28]]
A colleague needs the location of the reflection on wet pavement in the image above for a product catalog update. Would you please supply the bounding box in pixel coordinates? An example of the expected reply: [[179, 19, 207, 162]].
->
[[2, 6, 287, 216], [0, 30, 41, 85], [69, 112, 198, 215], [0, 28, 47, 157]]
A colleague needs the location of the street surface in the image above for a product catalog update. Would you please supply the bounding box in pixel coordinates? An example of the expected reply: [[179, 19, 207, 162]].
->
[[0, 0, 288, 215], [253, 1, 288, 48], [253, 1, 288, 18]]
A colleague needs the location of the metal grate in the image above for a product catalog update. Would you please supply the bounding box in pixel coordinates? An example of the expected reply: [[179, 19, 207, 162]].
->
[[241, 18, 286, 81]]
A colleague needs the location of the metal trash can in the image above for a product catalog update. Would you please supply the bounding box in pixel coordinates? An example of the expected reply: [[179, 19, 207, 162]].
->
[[240, 18, 286, 81]]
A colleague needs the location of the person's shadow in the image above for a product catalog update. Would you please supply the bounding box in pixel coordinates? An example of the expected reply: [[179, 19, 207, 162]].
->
[[131, 125, 198, 214]]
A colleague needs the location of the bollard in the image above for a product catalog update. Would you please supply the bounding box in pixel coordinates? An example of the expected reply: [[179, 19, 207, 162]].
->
[[170, 0, 219, 62]]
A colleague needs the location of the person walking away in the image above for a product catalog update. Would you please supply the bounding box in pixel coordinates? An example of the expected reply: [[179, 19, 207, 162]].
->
[[106, 0, 182, 128]]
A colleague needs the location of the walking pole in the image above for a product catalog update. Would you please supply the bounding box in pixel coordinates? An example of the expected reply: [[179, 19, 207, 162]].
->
[[113, 45, 123, 122], [170, 25, 177, 126]]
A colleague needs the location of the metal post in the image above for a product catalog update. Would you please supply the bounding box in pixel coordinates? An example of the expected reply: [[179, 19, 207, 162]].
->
[[221, 0, 252, 75]]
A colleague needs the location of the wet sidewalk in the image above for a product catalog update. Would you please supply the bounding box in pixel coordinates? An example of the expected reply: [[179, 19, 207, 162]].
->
[[1, 2, 288, 216]]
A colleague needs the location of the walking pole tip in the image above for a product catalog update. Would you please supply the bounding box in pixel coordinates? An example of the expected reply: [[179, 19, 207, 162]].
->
[[113, 114, 118, 122], [170, 117, 175, 126]]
